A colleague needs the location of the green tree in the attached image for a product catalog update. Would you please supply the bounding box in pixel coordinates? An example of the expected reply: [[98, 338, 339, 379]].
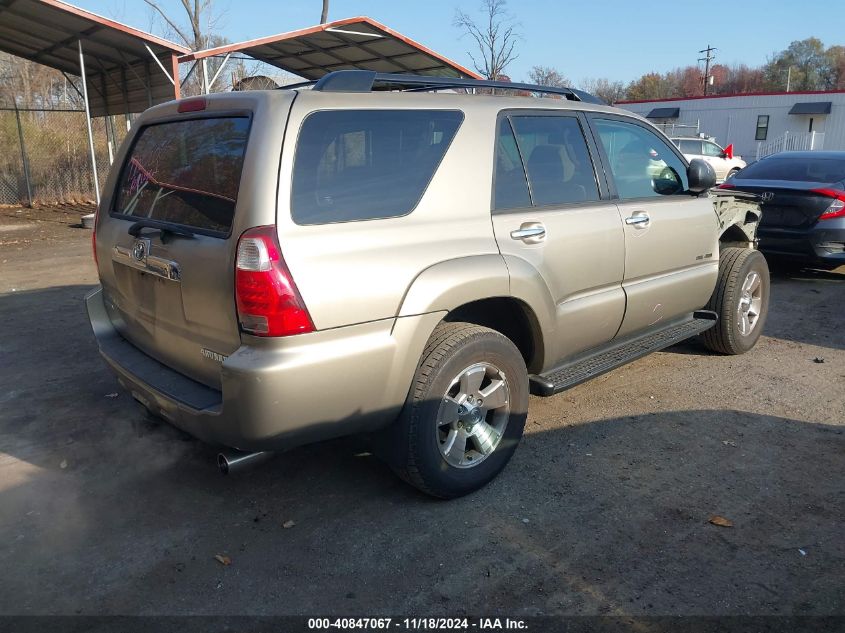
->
[[764, 37, 827, 91], [823, 45, 845, 89], [625, 72, 672, 101]]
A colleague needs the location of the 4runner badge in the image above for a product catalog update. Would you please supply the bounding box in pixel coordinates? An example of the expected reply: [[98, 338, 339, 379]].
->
[[201, 348, 228, 363]]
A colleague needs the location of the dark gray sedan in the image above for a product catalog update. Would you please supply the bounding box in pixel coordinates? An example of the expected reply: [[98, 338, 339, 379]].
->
[[720, 151, 845, 269]]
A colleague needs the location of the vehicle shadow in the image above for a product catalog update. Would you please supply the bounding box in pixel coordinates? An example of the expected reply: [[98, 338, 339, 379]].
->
[[0, 285, 843, 617], [765, 264, 845, 351], [664, 264, 845, 354]]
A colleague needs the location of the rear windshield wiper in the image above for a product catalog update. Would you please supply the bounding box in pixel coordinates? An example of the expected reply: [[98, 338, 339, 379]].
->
[[128, 218, 195, 240]]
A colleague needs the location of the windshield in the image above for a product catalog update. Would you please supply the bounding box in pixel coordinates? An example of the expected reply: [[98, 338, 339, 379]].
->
[[113, 117, 251, 235]]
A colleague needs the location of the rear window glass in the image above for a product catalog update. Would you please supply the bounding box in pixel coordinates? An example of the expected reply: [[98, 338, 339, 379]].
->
[[113, 117, 250, 235], [734, 157, 845, 183], [291, 110, 463, 225]]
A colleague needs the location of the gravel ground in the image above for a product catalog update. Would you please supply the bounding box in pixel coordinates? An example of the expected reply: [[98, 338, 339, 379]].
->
[[0, 208, 843, 617]]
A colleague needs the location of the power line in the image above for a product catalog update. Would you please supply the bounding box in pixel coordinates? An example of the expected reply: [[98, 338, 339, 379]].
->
[[698, 44, 716, 96]]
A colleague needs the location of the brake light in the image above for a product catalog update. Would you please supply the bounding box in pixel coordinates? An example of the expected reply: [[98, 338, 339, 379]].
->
[[235, 226, 314, 337], [177, 97, 207, 113], [811, 188, 845, 220], [717, 183, 736, 189]]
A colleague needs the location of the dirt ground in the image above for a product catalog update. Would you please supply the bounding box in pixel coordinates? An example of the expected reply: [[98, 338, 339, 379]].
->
[[1, 207, 843, 617]]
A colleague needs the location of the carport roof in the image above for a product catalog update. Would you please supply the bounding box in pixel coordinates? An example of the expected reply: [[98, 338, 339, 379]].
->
[[0, 0, 189, 116], [179, 16, 480, 80]]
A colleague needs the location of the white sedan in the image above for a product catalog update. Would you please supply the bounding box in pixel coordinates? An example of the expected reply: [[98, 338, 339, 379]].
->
[[672, 137, 746, 182]]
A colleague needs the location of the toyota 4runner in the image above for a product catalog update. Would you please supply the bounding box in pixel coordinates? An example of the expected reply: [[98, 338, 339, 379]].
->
[[86, 71, 768, 498]]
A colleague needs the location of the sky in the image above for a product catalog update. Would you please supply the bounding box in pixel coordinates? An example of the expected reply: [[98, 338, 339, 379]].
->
[[75, 0, 845, 86]]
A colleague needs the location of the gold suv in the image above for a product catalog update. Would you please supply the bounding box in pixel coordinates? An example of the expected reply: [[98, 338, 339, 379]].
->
[[86, 71, 768, 498]]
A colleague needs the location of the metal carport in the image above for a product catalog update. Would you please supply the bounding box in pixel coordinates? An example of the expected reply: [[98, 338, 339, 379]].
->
[[179, 16, 479, 93], [0, 0, 189, 203]]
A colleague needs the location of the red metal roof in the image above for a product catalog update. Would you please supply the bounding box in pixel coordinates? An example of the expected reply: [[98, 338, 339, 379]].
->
[[0, 0, 189, 116], [180, 16, 480, 80]]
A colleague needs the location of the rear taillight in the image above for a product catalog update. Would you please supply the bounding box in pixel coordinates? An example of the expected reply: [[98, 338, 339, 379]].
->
[[717, 183, 736, 189], [235, 226, 314, 337], [811, 188, 845, 220]]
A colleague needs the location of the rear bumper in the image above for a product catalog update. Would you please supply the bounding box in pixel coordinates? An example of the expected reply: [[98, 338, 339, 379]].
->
[[85, 287, 444, 451], [758, 218, 845, 268]]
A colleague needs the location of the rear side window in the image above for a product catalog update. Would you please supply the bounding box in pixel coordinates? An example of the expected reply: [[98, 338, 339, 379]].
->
[[734, 157, 845, 183], [494, 118, 531, 210], [113, 117, 250, 235], [510, 115, 600, 206], [678, 140, 702, 154], [291, 110, 463, 225]]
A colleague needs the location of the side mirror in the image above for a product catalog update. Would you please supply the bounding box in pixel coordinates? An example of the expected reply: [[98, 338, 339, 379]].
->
[[688, 158, 716, 193]]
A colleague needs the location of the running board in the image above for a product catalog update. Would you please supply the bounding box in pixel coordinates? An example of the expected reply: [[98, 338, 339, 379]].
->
[[529, 311, 717, 396]]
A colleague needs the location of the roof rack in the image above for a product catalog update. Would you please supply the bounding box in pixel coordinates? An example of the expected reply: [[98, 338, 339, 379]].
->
[[307, 70, 605, 104]]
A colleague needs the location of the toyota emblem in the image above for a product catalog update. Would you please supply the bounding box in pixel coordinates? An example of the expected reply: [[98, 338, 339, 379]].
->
[[131, 238, 149, 262]]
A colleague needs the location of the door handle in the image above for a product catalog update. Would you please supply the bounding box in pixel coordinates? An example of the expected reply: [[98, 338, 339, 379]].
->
[[625, 213, 650, 228], [510, 223, 546, 242]]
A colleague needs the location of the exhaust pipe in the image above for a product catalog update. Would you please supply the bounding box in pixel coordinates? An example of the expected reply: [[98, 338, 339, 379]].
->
[[217, 449, 273, 475]]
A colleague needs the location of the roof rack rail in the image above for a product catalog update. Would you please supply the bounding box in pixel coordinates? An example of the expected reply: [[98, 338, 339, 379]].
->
[[309, 70, 605, 104]]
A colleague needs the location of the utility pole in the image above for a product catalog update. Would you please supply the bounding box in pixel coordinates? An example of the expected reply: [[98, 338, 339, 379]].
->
[[699, 44, 716, 96]]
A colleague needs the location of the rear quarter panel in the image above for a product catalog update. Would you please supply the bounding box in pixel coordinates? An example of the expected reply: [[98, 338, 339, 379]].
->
[[275, 92, 504, 330]]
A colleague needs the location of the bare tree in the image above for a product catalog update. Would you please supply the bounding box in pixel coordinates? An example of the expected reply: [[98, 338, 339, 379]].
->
[[454, 0, 520, 80], [320, 0, 330, 24], [579, 77, 627, 104], [528, 65, 570, 87], [144, 0, 226, 93]]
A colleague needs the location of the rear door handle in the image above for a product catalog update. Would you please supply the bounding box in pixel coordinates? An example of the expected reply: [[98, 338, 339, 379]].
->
[[625, 212, 650, 228], [510, 223, 546, 242]]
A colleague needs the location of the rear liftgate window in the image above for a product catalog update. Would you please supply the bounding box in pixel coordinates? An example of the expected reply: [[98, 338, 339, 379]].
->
[[113, 117, 251, 235], [291, 110, 463, 225]]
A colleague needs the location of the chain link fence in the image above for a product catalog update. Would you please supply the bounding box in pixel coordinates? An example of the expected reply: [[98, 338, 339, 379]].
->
[[0, 108, 127, 205]]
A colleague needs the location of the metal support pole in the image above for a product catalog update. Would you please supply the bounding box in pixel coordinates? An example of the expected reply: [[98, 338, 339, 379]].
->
[[207, 53, 231, 92], [78, 40, 100, 205], [201, 58, 209, 94], [170, 53, 181, 100], [13, 103, 33, 208], [105, 114, 114, 166]]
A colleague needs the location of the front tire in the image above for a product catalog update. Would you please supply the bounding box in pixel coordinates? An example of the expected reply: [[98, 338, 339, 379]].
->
[[390, 322, 528, 499], [701, 247, 770, 354]]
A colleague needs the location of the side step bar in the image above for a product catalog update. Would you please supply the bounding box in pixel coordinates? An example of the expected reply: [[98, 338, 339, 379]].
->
[[529, 311, 717, 397]]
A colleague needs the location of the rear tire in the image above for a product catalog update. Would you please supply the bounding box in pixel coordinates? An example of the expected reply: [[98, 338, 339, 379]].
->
[[725, 168, 740, 181], [701, 247, 770, 355], [389, 322, 528, 499]]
